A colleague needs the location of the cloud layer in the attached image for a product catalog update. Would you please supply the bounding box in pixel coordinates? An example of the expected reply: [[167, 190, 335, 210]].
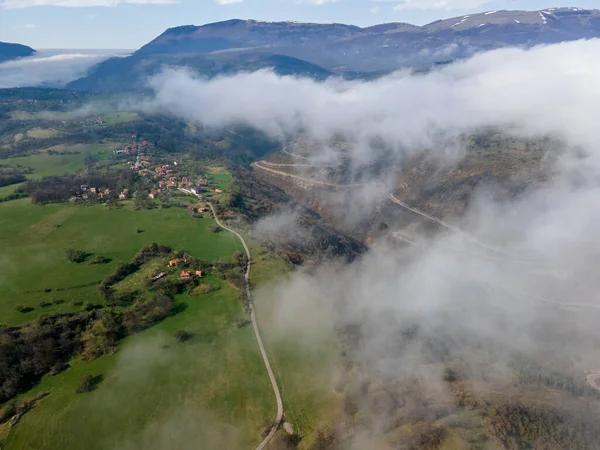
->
[[147, 39, 600, 169], [0, 50, 126, 88]]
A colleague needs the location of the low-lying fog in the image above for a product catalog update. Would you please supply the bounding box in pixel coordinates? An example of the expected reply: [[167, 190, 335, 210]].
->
[[0, 49, 129, 88]]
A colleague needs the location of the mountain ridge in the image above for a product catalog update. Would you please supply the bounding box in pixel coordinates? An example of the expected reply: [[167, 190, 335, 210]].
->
[[69, 7, 600, 92], [0, 42, 36, 63]]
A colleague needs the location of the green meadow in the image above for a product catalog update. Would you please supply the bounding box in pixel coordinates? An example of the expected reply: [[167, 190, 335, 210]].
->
[[0, 196, 279, 449], [0, 199, 242, 326], [250, 243, 342, 448], [209, 167, 234, 191], [0, 143, 117, 180], [4, 278, 275, 450]]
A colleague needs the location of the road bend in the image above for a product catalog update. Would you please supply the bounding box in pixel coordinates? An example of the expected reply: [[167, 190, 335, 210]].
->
[[205, 199, 284, 450]]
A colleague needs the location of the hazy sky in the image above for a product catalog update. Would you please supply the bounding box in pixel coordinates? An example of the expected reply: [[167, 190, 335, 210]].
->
[[1, 0, 598, 49]]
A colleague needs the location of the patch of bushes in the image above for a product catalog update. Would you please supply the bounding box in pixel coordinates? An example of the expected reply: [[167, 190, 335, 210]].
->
[[0, 391, 50, 426], [66, 248, 89, 263], [15, 305, 34, 313], [80, 311, 124, 361], [122, 294, 174, 333], [208, 224, 223, 233], [0, 312, 95, 403], [175, 330, 191, 342], [76, 373, 102, 394], [89, 255, 111, 265]]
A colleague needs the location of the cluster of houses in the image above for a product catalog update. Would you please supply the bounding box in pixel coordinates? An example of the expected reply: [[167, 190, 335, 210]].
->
[[77, 185, 112, 201], [167, 258, 202, 280]]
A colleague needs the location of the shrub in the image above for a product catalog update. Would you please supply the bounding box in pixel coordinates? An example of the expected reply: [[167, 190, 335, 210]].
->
[[49, 362, 69, 376], [208, 224, 223, 233], [15, 305, 34, 313], [175, 330, 191, 342], [76, 373, 95, 393], [66, 248, 88, 263], [39, 301, 51, 308], [89, 255, 111, 265]]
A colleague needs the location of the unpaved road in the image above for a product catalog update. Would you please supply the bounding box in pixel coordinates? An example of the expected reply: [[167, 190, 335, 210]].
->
[[587, 373, 600, 391], [189, 194, 283, 449], [253, 161, 365, 188]]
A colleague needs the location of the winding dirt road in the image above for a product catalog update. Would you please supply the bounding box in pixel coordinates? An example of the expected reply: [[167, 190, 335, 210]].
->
[[204, 198, 284, 449], [587, 373, 600, 391], [253, 161, 366, 188]]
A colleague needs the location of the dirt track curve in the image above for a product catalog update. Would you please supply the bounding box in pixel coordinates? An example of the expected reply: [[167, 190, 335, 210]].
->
[[205, 198, 284, 449]]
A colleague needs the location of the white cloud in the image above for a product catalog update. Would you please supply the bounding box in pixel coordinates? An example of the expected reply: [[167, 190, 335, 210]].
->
[[373, 0, 492, 11], [24, 23, 37, 27], [0, 0, 178, 8], [216, 0, 242, 4], [369, 6, 380, 13], [0, 50, 127, 88], [146, 40, 600, 166]]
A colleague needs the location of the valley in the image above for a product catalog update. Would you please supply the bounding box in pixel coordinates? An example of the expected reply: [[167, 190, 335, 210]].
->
[[3, 4, 600, 450]]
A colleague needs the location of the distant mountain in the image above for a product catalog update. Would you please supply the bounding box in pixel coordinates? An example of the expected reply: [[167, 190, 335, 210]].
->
[[69, 7, 600, 92], [0, 42, 36, 63]]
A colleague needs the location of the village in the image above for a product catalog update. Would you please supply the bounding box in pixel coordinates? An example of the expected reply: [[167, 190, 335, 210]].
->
[[71, 140, 225, 203]]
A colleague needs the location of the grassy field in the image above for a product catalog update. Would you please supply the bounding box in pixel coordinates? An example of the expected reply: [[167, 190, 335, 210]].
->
[[0, 143, 118, 180], [0, 199, 242, 326], [0, 183, 21, 198], [0, 196, 277, 449], [249, 242, 342, 447], [4, 277, 275, 450], [9, 110, 139, 125], [209, 167, 233, 191], [101, 111, 139, 124], [25, 127, 60, 139], [9, 110, 74, 121]]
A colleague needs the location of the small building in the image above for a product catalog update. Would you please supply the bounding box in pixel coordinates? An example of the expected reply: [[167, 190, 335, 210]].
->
[[215, 189, 224, 194], [90, 187, 97, 194], [151, 272, 166, 282], [168, 259, 181, 267], [195, 270, 203, 277], [180, 271, 191, 279]]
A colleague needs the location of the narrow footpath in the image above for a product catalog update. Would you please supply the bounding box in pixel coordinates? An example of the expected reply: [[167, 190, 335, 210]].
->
[[206, 202, 284, 450]]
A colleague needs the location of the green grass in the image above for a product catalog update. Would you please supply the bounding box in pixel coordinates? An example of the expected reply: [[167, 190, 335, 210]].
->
[[0, 199, 242, 326], [209, 168, 233, 191], [9, 110, 139, 125], [0, 143, 118, 180], [9, 110, 75, 121], [101, 111, 139, 125], [249, 241, 341, 447], [4, 278, 275, 450], [0, 183, 21, 198]]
